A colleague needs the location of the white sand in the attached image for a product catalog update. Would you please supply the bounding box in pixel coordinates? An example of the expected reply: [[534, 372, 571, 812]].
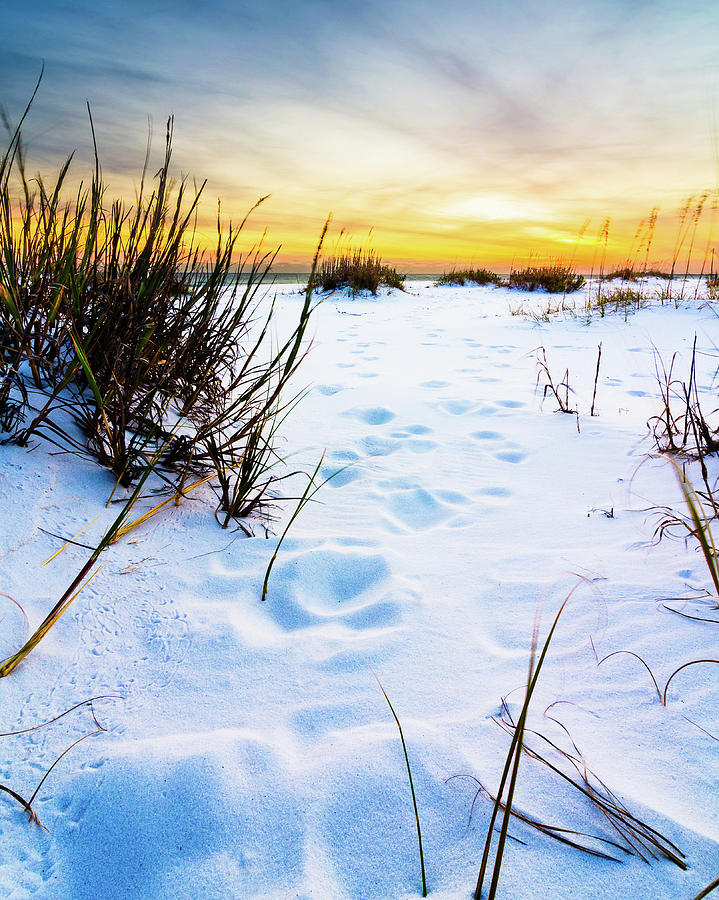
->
[[1, 279, 718, 898]]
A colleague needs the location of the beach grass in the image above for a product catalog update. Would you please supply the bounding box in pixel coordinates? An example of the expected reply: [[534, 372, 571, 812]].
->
[[474, 593, 574, 899], [0, 85, 317, 530], [508, 264, 585, 294], [648, 339, 719, 461], [435, 268, 501, 286], [534, 347, 576, 414], [312, 246, 404, 295], [603, 266, 669, 281], [373, 671, 427, 898], [475, 590, 687, 899], [583, 286, 648, 319]]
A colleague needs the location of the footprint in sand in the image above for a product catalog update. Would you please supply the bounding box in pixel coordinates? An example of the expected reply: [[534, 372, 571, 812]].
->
[[344, 407, 395, 425], [320, 465, 361, 488], [386, 423, 437, 453], [419, 380, 449, 389], [378, 481, 471, 533], [405, 439, 437, 454], [264, 548, 401, 634], [359, 436, 402, 457], [315, 384, 344, 396], [472, 400, 526, 417], [329, 449, 360, 462], [477, 486, 512, 498], [438, 398, 474, 415], [469, 430, 528, 464], [493, 449, 527, 464], [470, 429, 502, 441]]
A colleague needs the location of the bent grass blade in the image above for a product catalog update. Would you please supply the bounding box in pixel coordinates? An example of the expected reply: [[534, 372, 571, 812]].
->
[[0, 452, 159, 677]]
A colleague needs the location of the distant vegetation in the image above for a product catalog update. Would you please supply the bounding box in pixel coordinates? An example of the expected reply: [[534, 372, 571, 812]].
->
[[435, 267, 502, 286], [312, 247, 405, 295], [508, 264, 585, 294], [603, 267, 669, 281]]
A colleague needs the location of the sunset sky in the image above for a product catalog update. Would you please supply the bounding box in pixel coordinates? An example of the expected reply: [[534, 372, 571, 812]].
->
[[2, 0, 719, 270]]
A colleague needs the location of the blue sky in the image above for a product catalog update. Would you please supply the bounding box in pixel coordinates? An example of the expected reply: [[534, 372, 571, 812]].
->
[[3, 0, 718, 267]]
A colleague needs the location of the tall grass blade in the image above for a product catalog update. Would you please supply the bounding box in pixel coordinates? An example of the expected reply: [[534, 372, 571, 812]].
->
[[669, 460, 719, 599], [693, 875, 719, 899], [372, 669, 427, 897], [261, 453, 326, 602], [475, 583, 582, 898]]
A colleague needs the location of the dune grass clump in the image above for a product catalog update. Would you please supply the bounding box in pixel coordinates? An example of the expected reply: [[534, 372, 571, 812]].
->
[[312, 247, 405, 295], [435, 268, 501, 286], [706, 274, 719, 300], [648, 339, 719, 462], [508, 264, 585, 294], [584, 286, 648, 319], [0, 84, 319, 528], [603, 266, 668, 281]]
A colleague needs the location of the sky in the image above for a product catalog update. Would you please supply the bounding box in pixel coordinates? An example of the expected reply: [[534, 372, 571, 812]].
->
[[2, 0, 719, 271]]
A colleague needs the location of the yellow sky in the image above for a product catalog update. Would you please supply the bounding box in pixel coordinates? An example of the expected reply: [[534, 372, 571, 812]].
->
[[4, 0, 719, 271]]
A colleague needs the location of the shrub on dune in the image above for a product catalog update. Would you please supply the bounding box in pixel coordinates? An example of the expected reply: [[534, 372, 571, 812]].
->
[[508, 264, 585, 294], [312, 246, 404, 295], [603, 266, 668, 281], [435, 267, 502, 286]]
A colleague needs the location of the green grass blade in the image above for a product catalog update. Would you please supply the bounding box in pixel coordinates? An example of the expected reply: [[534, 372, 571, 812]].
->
[[373, 670, 428, 897]]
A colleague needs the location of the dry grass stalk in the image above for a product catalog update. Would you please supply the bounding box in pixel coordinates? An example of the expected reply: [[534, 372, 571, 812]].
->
[[693, 875, 719, 899], [474, 588, 580, 899], [598, 648, 719, 706], [534, 347, 576, 414], [1, 696, 112, 828], [494, 702, 687, 869], [590, 343, 602, 416]]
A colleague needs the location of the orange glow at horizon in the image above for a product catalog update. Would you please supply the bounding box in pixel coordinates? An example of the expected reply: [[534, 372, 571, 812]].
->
[[5, 0, 719, 277], [186, 190, 719, 275]]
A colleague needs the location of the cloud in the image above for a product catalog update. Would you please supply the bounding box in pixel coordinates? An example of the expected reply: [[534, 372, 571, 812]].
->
[[1, 0, 717, 265]]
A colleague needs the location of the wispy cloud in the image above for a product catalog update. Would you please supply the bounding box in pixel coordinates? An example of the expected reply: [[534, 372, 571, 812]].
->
[[1, 0, 718, 265]]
